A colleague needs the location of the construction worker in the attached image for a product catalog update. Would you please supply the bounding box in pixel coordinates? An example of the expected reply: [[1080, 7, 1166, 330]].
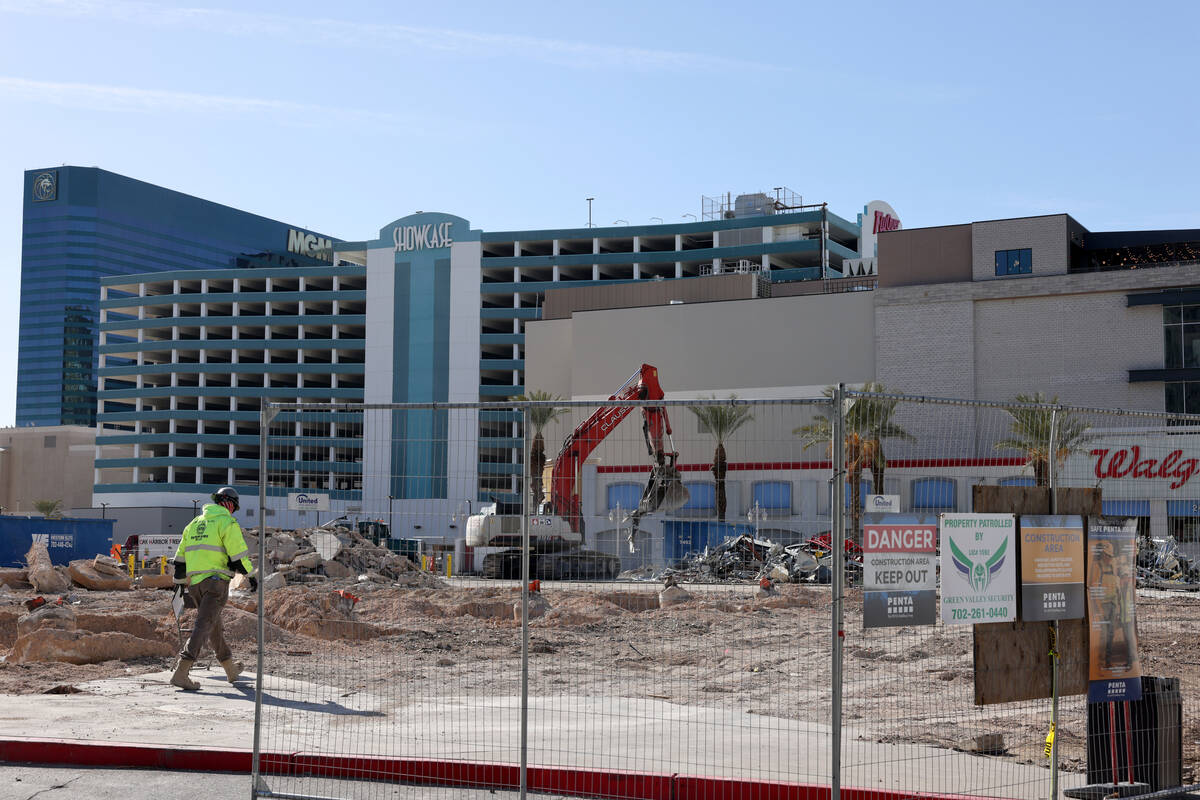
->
[[170, 486, 257, 691]]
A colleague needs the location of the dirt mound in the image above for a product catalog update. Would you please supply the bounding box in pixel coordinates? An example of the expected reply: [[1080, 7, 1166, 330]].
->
[[76, 612, 162, 641], [265, 587, 385, 641]]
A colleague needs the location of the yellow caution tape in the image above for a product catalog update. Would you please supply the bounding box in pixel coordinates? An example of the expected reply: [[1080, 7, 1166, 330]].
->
[[1043, 723, 1055, 758]]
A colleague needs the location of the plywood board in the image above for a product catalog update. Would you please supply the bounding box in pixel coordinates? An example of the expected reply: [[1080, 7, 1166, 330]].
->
[[970, 486, 1099, 705]]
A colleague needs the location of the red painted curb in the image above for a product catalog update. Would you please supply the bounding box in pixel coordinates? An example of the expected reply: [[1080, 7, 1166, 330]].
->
[[0, 739, 1021, 800]]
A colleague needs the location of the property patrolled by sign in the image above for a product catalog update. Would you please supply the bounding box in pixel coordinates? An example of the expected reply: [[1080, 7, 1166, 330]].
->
[[862, 513, 938, 628], [288, 492, 330, 512], [940, 513, 1017, 625], [1019, 515, 1085, 621], [1086, 517, 1142, 702]]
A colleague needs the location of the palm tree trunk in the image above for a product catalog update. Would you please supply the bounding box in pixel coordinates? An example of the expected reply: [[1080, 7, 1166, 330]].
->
[[530, 433, 545, 509], [849, 465, 863, 544], [713, 443, 727, 522], [871, 446, 885, 496]]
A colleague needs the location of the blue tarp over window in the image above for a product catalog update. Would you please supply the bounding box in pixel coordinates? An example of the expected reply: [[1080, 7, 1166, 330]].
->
[[912, 477, 956, 510], [1103, 500, 1151, 517], [679, 482, 715, 513], [606, 482, 642, 511], [752, 481, 792, 513], [844, 480, 871, 509], [1168, 500, 1200, 517], [999, 476, 1037, 487]]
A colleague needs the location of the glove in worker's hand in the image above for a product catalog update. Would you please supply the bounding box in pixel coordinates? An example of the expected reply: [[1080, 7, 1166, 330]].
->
[[248, 576, 259, 593]]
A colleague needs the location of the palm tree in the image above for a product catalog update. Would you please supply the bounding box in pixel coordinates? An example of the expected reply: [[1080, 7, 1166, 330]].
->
[[518, 390, 567, 510], [995, 392, 1093, 486], [793, 384, 915, 541], [33, 499, 64, 519], [688, 397, 754, 522]]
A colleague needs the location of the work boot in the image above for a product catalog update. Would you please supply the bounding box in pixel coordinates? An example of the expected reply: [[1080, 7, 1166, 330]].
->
[[220, 658, 244, 683], [170, 657, 200, 691]]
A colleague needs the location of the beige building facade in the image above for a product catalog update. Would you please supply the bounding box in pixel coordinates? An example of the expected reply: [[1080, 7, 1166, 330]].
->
[[0, 425, 130, 514]]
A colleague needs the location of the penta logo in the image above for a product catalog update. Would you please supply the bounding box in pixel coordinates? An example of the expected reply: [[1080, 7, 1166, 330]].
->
[[287, 229, 333, 261], [31, 533, 49, 547]]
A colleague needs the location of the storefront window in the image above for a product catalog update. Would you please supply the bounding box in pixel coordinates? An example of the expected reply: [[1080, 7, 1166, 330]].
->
[[1163, 304, 1200, 369], [1165, 381, 1200, 415], [1169, 517, 1200, 544]]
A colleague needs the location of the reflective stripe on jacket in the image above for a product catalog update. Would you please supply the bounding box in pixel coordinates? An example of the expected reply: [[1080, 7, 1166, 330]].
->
[[173, 503, 254, 585]]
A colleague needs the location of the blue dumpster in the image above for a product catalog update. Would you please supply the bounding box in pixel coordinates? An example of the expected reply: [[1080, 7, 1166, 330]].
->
[[0, 517, 116, 568]]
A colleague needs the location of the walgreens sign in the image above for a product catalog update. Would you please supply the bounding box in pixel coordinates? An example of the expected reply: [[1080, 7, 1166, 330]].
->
[[1090, 446, 1198, 490]]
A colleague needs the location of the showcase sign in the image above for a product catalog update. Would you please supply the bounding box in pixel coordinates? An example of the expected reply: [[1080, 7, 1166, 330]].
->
[[940, 514, 1016, 625], [288, 492, 330, 512], [1086, 517, 1142, 702], [862, 514, 937, 628], [393, 221, 454, 252], [1019, 515, 1084, 621]]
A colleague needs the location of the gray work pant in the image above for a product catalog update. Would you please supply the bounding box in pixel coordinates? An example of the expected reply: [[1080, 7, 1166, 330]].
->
[[181, 576, 233, 662]]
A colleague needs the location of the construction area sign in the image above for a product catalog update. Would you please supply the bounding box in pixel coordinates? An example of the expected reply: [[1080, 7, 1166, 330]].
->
[[940, 514, 1017, 626], [862, 514, 938, 628], [1086, 517, 1142, 702], [1019, 515, 1085, 621]]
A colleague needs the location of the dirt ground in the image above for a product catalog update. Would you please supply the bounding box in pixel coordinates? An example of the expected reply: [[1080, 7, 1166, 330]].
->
[[0, 579, 1196, 783]]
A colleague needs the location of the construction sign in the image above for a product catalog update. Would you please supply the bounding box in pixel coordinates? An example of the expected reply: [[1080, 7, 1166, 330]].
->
[[940, 514, 1017, 626], [1086, 517, 1142, 702], [862, 513, 938, 628], [1019, 515, 1085, 621]]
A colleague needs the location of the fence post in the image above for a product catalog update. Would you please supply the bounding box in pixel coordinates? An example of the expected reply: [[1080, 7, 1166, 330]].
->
[[1047, 407, 1060, 800], [252, 399, 276, 799], [831, 385, 846, 800], [519, 404, 530, 800]]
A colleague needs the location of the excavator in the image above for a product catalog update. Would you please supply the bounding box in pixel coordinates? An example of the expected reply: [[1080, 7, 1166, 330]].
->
[[466, 364, 690, 579]]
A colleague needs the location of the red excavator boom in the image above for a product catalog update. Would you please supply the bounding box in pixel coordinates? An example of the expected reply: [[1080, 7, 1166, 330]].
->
[[548, 364, 688, 539]]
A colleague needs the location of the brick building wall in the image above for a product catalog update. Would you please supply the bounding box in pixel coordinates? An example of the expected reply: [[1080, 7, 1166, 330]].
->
[[971, 215, 1071, 281]]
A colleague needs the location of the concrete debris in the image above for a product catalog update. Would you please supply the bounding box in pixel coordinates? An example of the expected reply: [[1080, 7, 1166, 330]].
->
[[308, 531, 342, 561], [244, 525, 443, 590], [262, 572, 287, 592], [660, 534, 821, 584], [1137, 533, 1200, 590], [68, 560, 132, 592], [658, 584, 691, 607], [18, 602, 76, 638], [10, 628, 174, 665], [0, 569, 30, 590], [515, 592, 550, 621], [25, 542, 71, 595]]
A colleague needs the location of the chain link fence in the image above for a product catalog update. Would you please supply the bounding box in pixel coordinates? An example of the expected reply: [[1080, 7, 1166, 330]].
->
[[247, 391, 1200, 800]]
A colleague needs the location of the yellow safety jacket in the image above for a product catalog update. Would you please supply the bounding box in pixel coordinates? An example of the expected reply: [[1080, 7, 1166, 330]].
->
[[173, 503, 254, 585]]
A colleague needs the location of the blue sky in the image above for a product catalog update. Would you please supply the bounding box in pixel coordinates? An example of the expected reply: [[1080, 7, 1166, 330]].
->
[[1, 0, 1198, 426]]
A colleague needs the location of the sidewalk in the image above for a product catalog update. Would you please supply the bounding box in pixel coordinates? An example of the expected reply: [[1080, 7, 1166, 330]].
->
[[0, 666, 1083, 799]]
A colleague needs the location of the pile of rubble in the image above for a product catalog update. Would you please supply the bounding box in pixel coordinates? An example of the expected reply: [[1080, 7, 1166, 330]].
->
[[248, 524, 443, 590], [659, 534, 824, 584], [1137, 532, 1200, 590]]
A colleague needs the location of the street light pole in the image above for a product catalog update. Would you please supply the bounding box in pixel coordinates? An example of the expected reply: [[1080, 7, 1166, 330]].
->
[[608, 502, 625, 566], [586, 198, 594, 228], [748, 500, 766, 539], [100, 502, 110, 519], [192, 499, 199, 516], [388, 495, 395, 539]]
